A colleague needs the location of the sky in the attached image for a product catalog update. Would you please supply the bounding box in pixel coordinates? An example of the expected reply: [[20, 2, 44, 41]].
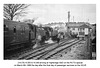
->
[[21, 4, 96, 25]]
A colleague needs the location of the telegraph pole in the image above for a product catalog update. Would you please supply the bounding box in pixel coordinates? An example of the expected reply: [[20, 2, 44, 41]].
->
[[73, 16, 74, 22], [68, 11, 70, 23], [88, 19, 89, 23], [66, 11, 70, 36]]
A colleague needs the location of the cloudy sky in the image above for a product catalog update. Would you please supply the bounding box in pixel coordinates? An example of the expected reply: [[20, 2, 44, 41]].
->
[[22, 4, 96, 24]]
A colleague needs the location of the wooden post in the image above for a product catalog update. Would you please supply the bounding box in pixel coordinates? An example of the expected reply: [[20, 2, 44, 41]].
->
[[87, 33, 92, 59], [89, 34, 92, 59]]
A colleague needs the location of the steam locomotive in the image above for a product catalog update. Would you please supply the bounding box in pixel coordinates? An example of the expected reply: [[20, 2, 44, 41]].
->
[[4, 19, 58, 51]]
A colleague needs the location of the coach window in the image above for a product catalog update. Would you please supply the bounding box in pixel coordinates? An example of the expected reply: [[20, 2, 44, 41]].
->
[[4, 24, 9, 32], [13, 26, 16, 33], [21, 27, 25, 34], [21, 28, 23, 34], [32, 27, 35, 32]]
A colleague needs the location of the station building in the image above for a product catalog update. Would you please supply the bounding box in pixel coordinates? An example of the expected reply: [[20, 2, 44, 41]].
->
[[66, 22, 92, 37]]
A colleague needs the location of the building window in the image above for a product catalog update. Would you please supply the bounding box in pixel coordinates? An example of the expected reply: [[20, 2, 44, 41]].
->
[[78, 28, 79, 31], [80, 29, 82, 32], [73, 28, 75, 30]]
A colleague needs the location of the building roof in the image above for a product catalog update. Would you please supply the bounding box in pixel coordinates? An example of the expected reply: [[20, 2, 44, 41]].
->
[[79, 24, 92, 29], [67, 22, 83, 28], [67, 22, 92, 29]]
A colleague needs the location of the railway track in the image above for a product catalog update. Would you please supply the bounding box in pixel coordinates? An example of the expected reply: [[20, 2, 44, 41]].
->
[[17, 38, 80, 60], [17, 38, 72, 60], [38, 39, 81, 60], [5, 47, 33, 59], [6, 38, 71, 59]]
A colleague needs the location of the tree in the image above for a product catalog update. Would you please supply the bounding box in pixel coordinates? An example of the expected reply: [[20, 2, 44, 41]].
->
[[4, 4, 30, 20]]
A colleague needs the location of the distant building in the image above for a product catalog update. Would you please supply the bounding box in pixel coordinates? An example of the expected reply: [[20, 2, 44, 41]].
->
[[45, 22, 67, 33], [23, 19, 34, 24], [66, 22, 92, 37]]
